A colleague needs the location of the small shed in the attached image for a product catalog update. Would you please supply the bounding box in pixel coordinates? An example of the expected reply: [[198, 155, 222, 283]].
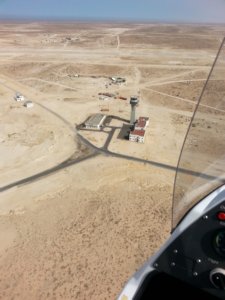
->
[[24, 100, 34, 108], [15, 93, 25, 102]]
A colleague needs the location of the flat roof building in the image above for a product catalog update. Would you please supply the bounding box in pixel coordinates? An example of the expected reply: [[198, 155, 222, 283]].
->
[[135, 117, 149, 130], [129, 129, 145, 143], [15, 93, 25, 102], [84, 113, 106, 130], [24, 100, 34, 108], [139, 117, 149, 124]]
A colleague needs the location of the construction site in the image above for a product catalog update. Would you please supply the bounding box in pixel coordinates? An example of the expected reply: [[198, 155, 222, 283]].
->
[[0, 21, 225, 300]]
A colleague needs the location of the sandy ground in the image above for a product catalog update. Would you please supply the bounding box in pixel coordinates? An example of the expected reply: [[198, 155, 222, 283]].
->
[[0, 22, 224, 299]]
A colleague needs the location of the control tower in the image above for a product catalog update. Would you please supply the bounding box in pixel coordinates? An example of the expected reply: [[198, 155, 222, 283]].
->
[[130, 95, 139, 125]]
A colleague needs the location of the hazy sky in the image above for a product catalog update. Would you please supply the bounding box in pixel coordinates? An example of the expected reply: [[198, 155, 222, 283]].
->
[[0, 0, 225, 23]]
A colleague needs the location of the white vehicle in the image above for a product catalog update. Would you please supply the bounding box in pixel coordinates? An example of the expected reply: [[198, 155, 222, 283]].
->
[[117, 38, 225, 300]]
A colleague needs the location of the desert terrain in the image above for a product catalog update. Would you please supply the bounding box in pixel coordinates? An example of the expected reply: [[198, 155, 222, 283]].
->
[[0, 21, 225, 299]]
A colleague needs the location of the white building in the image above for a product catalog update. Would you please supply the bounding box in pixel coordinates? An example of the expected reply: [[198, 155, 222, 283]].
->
[[15, 93, 25, 102], [129, 129, 145, 143], [84, 113, 106, 130], [24, 100, 34, 108]]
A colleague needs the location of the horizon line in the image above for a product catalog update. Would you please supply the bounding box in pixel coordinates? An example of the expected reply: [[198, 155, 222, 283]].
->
[[0, 15, 225, 26], [0, 16, 225, 26]]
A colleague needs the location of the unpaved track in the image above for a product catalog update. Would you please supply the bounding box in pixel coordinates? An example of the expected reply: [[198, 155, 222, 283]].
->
[[0, 22, 224, 300]]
